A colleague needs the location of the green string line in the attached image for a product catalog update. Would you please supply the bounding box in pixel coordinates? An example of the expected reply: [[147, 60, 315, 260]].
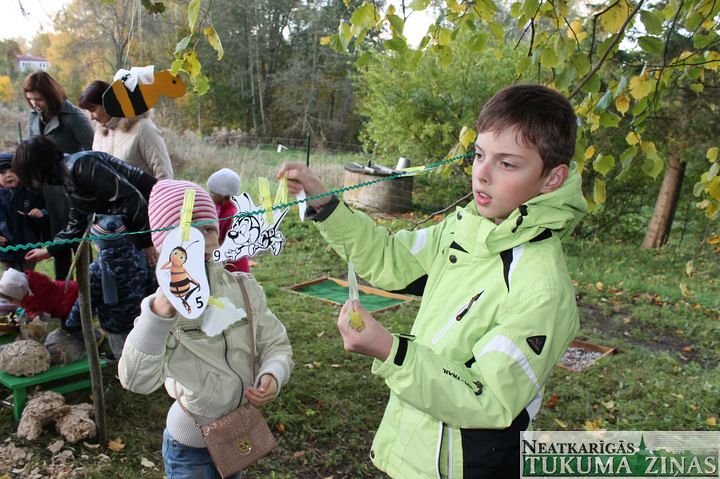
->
[[0, 152, 473, 253]]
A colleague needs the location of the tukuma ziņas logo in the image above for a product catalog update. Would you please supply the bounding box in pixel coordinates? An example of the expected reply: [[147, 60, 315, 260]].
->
[[521, 431, 720, 478]]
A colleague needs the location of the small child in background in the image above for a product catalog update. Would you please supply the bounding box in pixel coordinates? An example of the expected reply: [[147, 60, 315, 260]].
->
[[0, 153, 47, 274], [0, 267, 78, 322], [207, 168, 249, 273], [64, 214, 154, 360]]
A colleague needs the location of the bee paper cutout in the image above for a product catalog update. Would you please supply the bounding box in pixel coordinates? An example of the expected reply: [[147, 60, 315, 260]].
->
[[213, 192, 288, 263], [156, 227, 210, 319], [103, 67, 186, 118]]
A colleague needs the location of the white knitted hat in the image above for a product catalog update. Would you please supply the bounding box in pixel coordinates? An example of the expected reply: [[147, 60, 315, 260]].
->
[[207, 168, 241, 197], [0, 268, 31, 301]]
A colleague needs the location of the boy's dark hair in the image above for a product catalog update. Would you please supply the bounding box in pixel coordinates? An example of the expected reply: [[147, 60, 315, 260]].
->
[[475, 84, 577, 175], [78, 80, 111, 110], [22, 72, 68, 117], [13, 136, 65, 187]]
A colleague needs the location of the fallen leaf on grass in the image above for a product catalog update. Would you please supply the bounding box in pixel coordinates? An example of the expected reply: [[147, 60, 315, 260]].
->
[[595, 282, 604, 291], [293, 450, 306, 458], [584, 419, 604, 431], [276, 422, 286, 433], [47, 440, 64, 454], [316, 331, 325, 338], [682, 346, 694, 352], [82, 442, 100, 449], [330, 364, 342, 368], [670, 393, 684, 399], [707, 417, 717, 427], [140, 457, 155, 468], [679, 283, 693, 298], [107, 438, 125, 452], [554, 418, 568, 429], [601, 401, 615, 411], [545, 394, 559, 408]]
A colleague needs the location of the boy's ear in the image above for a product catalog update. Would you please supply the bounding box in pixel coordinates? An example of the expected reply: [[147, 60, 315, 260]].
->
[[540, 164, 569, 193]]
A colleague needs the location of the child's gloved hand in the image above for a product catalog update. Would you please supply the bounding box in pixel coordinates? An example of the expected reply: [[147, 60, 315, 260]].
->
[[245, 374, 278, 407], [276, 163, 331, 209], [337, 300, 393, 361]]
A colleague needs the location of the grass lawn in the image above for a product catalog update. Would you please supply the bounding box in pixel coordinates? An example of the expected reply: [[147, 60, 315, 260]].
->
[[0, 166, 718, 478]]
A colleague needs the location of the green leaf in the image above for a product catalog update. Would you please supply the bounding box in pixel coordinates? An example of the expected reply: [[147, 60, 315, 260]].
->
[[540, 48, 559, 68], [187, 0, 200, 33], [572, 53, 591, 76], [350, 3, 378, 30], [599, 110, 621, 127], [593, 177, 606, 204], [638, 36, 664, 55], [436, 44, 453, 67], [203, 26, 223, 60], [435, 27, 452, 46], [356, 51, 371, 68], [174, 35, 191, 55], [640, 10, 663, 35], [409, 0, 430, 10], [689, 82, 704, 93], [685, 11, 703, 31], [581, 74, 601, 93], [708, 162, 719, 180], [693, 181, 705, 197], [183, 51, 201, 76], [193, 73, 210, 96], [593, 153, 616, 176], [338, 21, 352, 49], [488, 21, 505, 42], [170, 58, 185, 76], [387, 14, 404, 34], [554, 66, 577, 92], [522, 0, 539, 18], [140, 0, 165, 14], [516, 56, 531, 75], [467, 33, 488, 53], [618, 146, 638, 179], [694, 32, 719, 49], [384, 36, 407, 51]]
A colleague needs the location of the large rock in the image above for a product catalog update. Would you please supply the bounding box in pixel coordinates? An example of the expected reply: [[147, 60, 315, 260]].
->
[[0, 339, 50, 376]]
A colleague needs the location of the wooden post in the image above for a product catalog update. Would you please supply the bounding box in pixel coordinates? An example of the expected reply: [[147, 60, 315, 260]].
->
[[76, 242, 108, 444]]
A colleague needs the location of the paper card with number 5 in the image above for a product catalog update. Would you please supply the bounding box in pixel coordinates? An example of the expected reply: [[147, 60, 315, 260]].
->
[[156, 227, 210, 319]]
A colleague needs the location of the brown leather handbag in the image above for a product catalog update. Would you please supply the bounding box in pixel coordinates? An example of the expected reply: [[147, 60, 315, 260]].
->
[[176, 276, 277, 478]]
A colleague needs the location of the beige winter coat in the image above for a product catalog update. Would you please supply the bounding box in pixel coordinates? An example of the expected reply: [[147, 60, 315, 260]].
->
[[93, 113, 174, 180]]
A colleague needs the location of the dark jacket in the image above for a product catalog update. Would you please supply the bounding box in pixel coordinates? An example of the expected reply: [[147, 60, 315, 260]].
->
[[0, 187, 46, 263], [28, 99, 93, 154], [47, 151, 157, 257], [65, 242, 153, 334]]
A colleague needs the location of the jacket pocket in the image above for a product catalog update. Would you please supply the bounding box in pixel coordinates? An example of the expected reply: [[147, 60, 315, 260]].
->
[[431, 291, 484, 345]]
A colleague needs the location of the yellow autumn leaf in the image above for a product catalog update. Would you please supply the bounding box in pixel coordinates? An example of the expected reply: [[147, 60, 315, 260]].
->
[[584, 418, 604, 431], [584, 145, 596, 160], [566, 20, 588, 42], [629, 75, 652, 100], [679, 283, 693, 298], [615, 94, 630, 115], [707, 234, 720, 245], [108, 438, 125, 452], [707, 417, 717, 427], [319, 36, 332, 45], [625, 131, 640, 145], [600, 0, 629, 34], [707, 146, 718, 162], [554, 418, 569, 429]]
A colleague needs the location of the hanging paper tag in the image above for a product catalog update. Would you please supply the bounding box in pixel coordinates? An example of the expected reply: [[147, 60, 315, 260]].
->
[[200, 296, 245, 336], [213, 192, 288, 262], [179, 188, 195, 242], [347, 261, 365, 331], [156, 227, 210, 319]]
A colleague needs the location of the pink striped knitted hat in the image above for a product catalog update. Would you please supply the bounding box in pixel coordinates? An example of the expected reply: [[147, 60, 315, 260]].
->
[[148, 179, 219, 250]]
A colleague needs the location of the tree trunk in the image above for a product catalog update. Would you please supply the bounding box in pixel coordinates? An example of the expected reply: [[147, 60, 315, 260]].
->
[[77, 243, 108, 445], [641, 151, 686, 248]]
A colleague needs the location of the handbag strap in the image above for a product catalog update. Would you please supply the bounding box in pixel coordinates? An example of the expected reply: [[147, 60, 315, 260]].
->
[[175, 274, 257, 429], [235, 274, 257, 381]]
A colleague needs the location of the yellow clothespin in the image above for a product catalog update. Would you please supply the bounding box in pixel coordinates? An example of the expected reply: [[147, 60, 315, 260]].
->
[[258, 177, 273, 224], [400, 166, 425, 176], [275, 175, 288, 206], [180, 188, 196, 242], [208, 296, 225, 309]]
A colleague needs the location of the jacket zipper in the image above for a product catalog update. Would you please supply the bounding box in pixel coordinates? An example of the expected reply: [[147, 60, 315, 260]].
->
[[431, 291, 484, 345]]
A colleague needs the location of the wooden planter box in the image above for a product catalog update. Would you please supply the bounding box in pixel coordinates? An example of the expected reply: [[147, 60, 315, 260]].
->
[[558, 339, 615, 372]]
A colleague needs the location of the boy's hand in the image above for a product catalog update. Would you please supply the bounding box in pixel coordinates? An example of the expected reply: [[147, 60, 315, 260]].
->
[[337, 300, 393, 361], [27, 209, 44, 219], [276, 163, 331, 209], [0, 235, 6, 245], [25, 248, 51, 262], [151, 289, 176, 318], [244, 374, 279, 407]]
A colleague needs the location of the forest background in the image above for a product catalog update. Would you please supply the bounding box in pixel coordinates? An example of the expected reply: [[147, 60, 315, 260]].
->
[[0, 0, 718, 477]]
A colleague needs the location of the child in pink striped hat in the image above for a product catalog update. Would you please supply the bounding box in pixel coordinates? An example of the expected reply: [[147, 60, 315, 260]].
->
[[118, 179, 294, 479]]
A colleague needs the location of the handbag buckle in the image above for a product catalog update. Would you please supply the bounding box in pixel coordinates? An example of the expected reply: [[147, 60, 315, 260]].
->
[[235, 439, 253, 455]]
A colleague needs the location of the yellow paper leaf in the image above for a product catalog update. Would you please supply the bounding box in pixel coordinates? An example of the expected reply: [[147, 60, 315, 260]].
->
[[615, 94, 630, 115], [707, 417, 717, 426], [707, 234, 720, 245]]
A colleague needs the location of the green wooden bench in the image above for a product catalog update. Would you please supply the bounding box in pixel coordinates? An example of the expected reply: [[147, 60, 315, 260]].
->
[[0, 354, 108, 421]]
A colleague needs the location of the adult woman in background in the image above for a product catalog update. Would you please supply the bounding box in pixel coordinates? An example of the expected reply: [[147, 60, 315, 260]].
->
[[13, 136, 159, 269], [78, 80, 174, 180], [23, 71, 94, 279]]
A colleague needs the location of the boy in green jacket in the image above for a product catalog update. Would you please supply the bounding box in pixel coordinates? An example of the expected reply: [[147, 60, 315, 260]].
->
[[279, 84, 587, 479]]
